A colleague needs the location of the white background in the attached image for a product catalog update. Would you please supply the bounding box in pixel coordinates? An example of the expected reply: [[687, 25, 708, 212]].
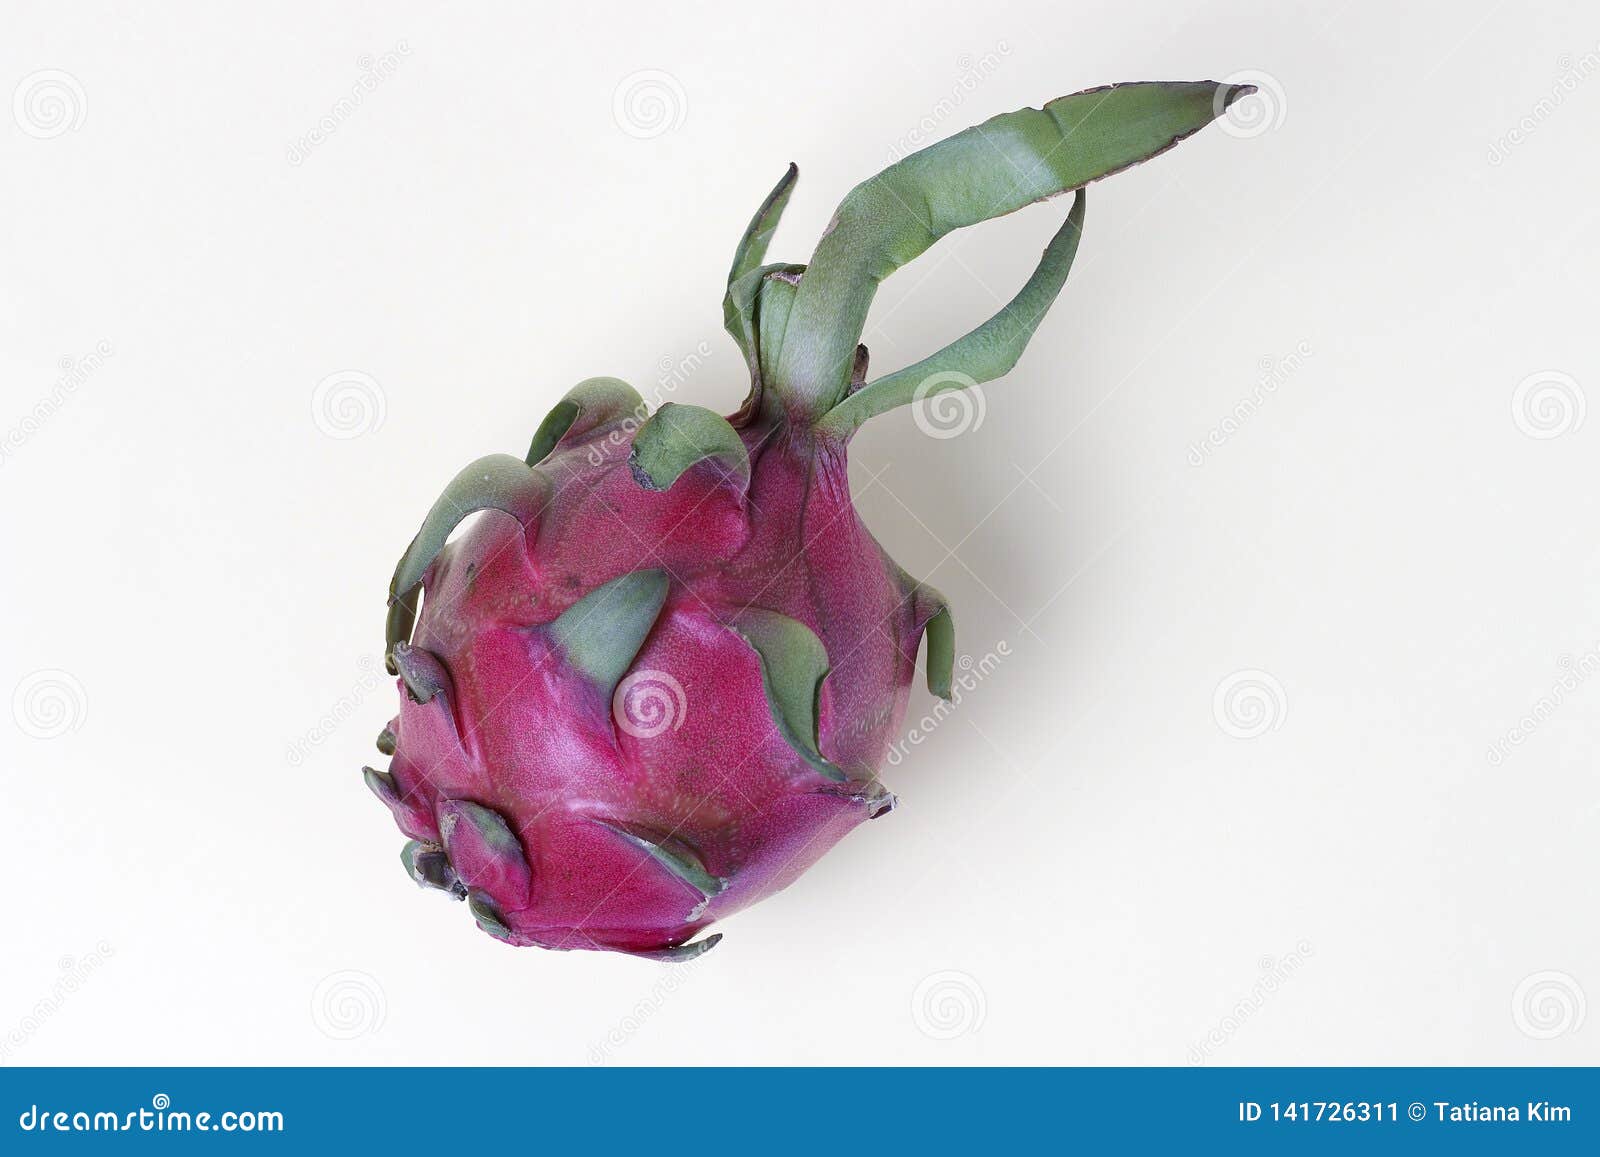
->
[[2, 0, 1596, 1065]]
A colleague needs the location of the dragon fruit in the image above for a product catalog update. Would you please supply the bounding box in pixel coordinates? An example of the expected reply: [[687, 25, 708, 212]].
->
[[367, 81, 1252, 959]]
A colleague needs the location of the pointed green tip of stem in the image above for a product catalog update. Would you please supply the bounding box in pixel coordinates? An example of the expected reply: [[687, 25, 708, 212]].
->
[[1219, 82, 1258, 109]]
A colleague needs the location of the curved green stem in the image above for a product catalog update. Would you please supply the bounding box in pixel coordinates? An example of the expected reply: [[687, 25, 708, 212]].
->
[[774, 81, 1254, 415], [818, 189, 1086, 438]]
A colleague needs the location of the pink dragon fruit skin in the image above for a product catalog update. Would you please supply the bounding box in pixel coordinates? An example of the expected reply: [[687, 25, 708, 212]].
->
[[368, 82, 1253, 959]]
